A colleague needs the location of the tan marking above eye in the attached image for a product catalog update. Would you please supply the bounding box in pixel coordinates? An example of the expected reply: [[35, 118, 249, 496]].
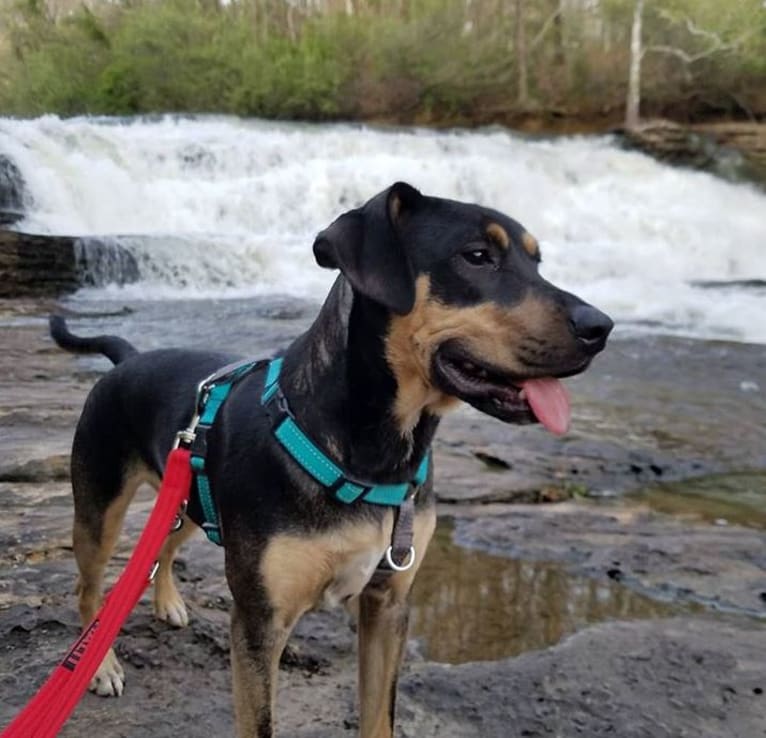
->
[[485, 222, 510, 250], [522, 231, 540, 258]]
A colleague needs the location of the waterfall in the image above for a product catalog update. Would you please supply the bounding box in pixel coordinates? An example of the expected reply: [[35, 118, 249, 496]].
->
[[1, 114, 765, 342]]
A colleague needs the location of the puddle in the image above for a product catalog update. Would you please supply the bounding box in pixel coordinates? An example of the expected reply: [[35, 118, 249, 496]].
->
[[635, 472, 766, 530], [410, 520, 685, 664]]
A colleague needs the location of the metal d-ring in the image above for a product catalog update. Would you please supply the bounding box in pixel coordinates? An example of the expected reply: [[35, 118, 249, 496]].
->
[[385, 545, 416, 572], [171, 501, 188, 532]]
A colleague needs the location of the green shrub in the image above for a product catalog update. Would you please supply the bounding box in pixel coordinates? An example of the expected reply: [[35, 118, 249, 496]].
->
[[229, 19, 356, 119], [0, 0, 764, 124]]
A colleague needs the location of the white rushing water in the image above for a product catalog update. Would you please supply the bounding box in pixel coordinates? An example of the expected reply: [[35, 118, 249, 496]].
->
[[2, 114, 765, 342]]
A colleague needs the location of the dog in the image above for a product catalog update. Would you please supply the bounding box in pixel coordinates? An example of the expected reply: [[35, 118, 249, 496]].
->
[[49, 182, 612, 738]]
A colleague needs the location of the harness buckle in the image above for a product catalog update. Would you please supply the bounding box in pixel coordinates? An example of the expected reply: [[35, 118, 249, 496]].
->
[[384, 545, 416, 572], [275, 387, 295, 419]]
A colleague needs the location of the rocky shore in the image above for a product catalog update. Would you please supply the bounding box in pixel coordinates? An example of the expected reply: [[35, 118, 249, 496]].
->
[[0, 230, 140, 298], [620, 119, 766, 188], [0, 297, 765, 737]]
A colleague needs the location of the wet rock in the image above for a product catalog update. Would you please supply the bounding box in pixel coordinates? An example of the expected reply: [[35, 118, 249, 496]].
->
[[472, 449, 512, 470], [74, 237, 140, 287], [0, 155, 28, 226], [0, 454, 70, 483], [398, 618, 766, 738], [2, 298, 766, 737], [436, 335, 766, 504], [0, 231, 139, 297], [0, 231, 81, 297], [697, 121, 766, 181], [4, 609, 761, 737], [453, 503, 766, 616], [619, 119, 766, 188]]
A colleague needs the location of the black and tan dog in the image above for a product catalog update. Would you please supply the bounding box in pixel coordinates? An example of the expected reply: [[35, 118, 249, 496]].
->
[[50, 182, 612, 738]]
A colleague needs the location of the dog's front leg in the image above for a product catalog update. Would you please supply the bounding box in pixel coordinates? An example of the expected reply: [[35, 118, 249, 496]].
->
[[229, 532, 324, 738], [229, 601, 292, 738], [357, 506, 437, 738], [357, 581, 410, 738]]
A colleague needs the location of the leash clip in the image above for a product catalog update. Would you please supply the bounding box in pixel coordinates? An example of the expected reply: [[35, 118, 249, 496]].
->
[[173, 426, 197, 449], [384, 545, 416, 572], [173, 406, 202, 449], [173, 368, 222, 450]]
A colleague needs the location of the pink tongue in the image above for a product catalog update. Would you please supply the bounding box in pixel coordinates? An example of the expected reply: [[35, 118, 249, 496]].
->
[[520, 377, 571, 436]]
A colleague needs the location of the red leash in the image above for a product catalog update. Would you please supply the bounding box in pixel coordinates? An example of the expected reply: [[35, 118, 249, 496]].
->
[[1, 447, 192, 738]]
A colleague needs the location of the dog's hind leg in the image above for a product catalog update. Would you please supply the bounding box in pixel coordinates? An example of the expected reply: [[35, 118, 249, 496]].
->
[[357, 506, 437, 738], [153, 515, 197, 627], [72, 446, 158, 697]]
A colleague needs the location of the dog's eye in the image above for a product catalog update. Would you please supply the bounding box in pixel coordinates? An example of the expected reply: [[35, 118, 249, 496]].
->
[[461, 249, 494, 266]]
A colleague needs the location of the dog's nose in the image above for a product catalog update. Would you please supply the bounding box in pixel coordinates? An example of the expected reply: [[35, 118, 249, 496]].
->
[[569, 304, 613, 352]]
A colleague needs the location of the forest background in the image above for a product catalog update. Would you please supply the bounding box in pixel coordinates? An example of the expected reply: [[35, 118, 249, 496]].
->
[[0, 0, 765, 130]]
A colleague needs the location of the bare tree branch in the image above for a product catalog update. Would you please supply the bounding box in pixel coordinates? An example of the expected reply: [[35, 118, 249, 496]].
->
[[644, 43, 729, 64], [529, 4, 562, 51], [658, 9, 740, 46], [648, 9, 753, 64], [682, 15, 730, 45]]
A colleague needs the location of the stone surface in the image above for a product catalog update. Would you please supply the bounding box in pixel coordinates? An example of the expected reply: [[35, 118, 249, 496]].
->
[[0, 231, 81, 297], [620, 119, 766, 187], [0, 155, 28, 226], [1, 298, 765, 737], [452, 501, 766, 617], [398, 617, 766, 738], [0, 231, 139, 298]]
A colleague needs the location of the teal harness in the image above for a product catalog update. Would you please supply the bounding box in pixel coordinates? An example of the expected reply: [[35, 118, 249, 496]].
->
[[189, 357, 430, 546]]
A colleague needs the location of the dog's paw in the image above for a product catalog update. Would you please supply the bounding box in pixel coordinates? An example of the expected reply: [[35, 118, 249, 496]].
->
[[154, 589, 189, 628], [89, 649, 124, 697]]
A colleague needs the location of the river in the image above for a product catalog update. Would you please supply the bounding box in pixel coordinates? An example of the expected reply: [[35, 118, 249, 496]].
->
[[2, 114, 765, 342]]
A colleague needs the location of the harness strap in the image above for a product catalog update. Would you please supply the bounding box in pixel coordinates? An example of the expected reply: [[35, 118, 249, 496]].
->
[[372, 495, 416, 579], [390, 497, 415, 566], [262, 358, 430, 507], [261, 357, 429, 579], [192, 356, 431, 579], [189, 359, 266, 545]]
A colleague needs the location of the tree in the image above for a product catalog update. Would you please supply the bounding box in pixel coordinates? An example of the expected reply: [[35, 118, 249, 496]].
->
[[624, 0, 755, 128], [515, 0, 528, 106], [625, 0, 643, 127]]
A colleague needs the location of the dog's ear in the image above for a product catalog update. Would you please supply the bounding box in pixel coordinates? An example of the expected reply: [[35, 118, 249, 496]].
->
[[313, 182, 421, 315]]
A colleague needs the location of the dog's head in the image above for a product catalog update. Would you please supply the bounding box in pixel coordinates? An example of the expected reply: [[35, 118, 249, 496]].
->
[[313, 182, 613, 435]]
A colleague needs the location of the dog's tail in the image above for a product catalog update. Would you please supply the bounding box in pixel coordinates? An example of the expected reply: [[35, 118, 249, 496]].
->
[[49, 315, 139, 365]]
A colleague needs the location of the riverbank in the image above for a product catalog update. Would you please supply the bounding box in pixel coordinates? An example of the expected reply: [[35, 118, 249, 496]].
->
[[620, 119, 766, 188], [4, 0, 765, 138], [0, 296, 764, 736]]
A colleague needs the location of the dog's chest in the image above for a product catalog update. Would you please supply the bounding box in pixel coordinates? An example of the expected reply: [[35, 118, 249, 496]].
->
[[320, 547, 386, 608], [260, 513, 394, 614]]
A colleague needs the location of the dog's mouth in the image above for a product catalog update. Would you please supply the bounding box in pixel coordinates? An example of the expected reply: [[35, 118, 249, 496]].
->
[[432, 342, 577, 435]]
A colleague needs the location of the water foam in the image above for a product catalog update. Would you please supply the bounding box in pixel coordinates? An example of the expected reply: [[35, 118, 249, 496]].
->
[[1, 115, 765, 342]]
